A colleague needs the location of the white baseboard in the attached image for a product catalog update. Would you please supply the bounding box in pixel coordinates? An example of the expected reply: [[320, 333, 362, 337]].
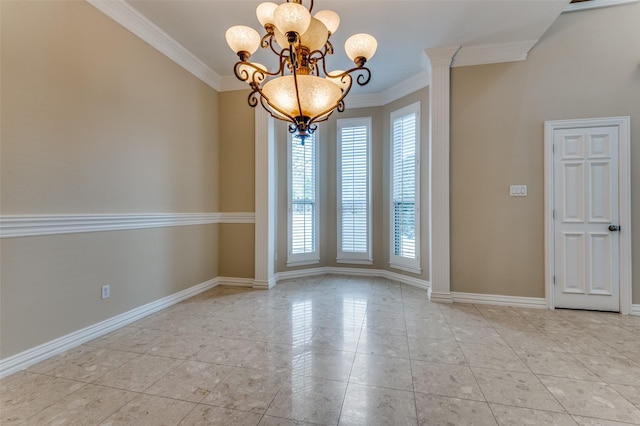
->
[[0, 278, 219, 379], [431, 292, 454, 304], [216, 276, 255, 288], [632, 304, 640, 316], [451, 291, 547, 309], [274, 267, 431, 291]]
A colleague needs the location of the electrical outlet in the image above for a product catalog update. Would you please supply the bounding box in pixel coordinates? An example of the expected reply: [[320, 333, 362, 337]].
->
[[101, 285, 110, 300]]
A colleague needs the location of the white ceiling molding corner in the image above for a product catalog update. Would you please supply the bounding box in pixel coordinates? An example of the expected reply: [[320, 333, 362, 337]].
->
[[380, 71, 430, 106], [452, 40, 538, 68], [345, 93, 386, 109], [564, 0, 639, 12], [219, 75, 251, 92], [87, 0, 221, 90], [341, 70, 430, 108]]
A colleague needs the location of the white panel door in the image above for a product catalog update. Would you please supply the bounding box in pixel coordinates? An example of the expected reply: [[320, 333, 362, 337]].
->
[[554, 126, 619, 311]]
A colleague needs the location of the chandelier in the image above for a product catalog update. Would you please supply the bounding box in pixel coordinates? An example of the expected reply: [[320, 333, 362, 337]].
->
[[225, 1, 377, 141]]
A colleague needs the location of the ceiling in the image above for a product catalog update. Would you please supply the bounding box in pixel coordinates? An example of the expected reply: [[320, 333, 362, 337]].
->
[[111, 0, 571, 96]]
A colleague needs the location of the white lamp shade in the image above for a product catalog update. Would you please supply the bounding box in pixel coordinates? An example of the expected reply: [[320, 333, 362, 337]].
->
[[256, 2, 277, 27], [238, 63, 267, 84], [345, 33, 377, 63], [301, 18, 328, 52], [275, 18, 328, 52], [262, 75, 342, 119], [273, 2, 311, 36], [313, 10, 340, 34], [225, 26, 261, 55], [326, 70, 350, 91]]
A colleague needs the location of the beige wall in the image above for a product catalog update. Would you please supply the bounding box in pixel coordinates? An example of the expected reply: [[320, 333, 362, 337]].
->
[[275, 88, 430, 282], [450, 3, 640, 301], [217, 90, 256, 278], [0, 1, 220, 357]]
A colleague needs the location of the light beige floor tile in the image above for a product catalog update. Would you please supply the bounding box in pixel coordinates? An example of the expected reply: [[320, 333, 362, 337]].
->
[[100, 393, 195, 425], [572, 354, 640, 387], [350, 353, 413, 391], [0, 371, 34, 393], [1, 374, 85, 425], [146, 333, 213, 359], [266, 376, 348, 425], [94, 354, 182, 392], [472, 368, 564, 412], [28, 346, 138, 383], [408, 338, 467, 365], [20, 384, 136, 426], [572, 416, 637, 426], [88, 327, 169, 353], [192, 336, 259, 366], [179, 404, 262, 426], [291, 348, 355, 381], [546, 334, 623, 358], [609, 383, 640, 407], [443, 311, 493, 328], [258, 416, 317, 425], [415, 393, 497, 426], [239, 342, 304, 373], [144, 360, 233, 403], [357, 330, 409, 358], [499, 330, 567, 352], [339, 383, 418, 426], [489, 404, 578, 425], [460, 343, 530, 373], [451, 325, 508, 346], [540, 376, 640, 423], [308, 327, 360, 352], [264, 324, 315, 346], [405, 321, 456, 341], [515, 349, 601, 381], [412, 360, 485, 401], [201, 367, 286, 414]]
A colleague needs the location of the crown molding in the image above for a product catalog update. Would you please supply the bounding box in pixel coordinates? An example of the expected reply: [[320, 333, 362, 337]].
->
[[87, 0, 220, 90], [564, 0, 639, 12], [347, 71, 430, 108], [425, 45, 461, 69], [452, 40, 538, 67], [219, 75, 252, 92]]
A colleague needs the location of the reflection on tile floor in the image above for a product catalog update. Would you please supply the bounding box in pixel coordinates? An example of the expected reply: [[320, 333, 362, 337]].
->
[[2, 275, 640, 425]]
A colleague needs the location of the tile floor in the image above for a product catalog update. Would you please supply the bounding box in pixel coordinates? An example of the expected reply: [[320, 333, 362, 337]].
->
[[2, 275, 640, 425]]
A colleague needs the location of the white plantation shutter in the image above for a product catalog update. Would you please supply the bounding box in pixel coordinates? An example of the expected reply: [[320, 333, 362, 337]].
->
[[337, 118, 372, 263], [288, 133, 319, 265], [390, 102, 421, 273]]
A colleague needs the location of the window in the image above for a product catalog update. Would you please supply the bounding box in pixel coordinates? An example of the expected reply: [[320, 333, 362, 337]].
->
[[288, 132, 319, 266], [390, 102, 421, 273], [337, 117, 372, 264]]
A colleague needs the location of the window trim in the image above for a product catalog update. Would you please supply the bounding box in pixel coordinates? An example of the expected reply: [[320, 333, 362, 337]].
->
[[389, 102, 421, 274], [287, 132, 320, 267], [336, 117, 373, 265]]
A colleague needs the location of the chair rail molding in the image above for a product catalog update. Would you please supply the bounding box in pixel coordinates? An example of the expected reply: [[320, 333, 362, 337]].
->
[[0, 212, 255, 238]]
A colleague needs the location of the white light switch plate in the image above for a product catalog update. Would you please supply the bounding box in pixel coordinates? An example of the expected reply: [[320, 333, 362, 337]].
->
[[510, 185, 527, 197]]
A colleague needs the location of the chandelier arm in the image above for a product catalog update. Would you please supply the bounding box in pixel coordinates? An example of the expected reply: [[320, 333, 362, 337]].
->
[[341, 66, 372, 86], [289, 44, 305, 123]]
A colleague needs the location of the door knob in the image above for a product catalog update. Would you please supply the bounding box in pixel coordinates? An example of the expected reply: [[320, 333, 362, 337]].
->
[[608, 225, 620, 232]]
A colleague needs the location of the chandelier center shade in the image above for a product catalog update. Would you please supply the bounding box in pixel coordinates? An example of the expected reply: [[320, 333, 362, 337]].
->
[[225, 0, 377, 141]]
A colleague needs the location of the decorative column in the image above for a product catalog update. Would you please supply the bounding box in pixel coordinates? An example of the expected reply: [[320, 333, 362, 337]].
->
[[425, 45, 459, 303], [254, 107, 277, 289]]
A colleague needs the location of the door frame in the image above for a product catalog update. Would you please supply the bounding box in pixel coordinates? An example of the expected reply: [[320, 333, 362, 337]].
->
[[544, 116, 632, 314]]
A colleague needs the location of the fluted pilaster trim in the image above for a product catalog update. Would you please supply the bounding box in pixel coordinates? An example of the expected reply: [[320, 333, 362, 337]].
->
[[254, 108, 277, 289], [425, 45, 460, 303]]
